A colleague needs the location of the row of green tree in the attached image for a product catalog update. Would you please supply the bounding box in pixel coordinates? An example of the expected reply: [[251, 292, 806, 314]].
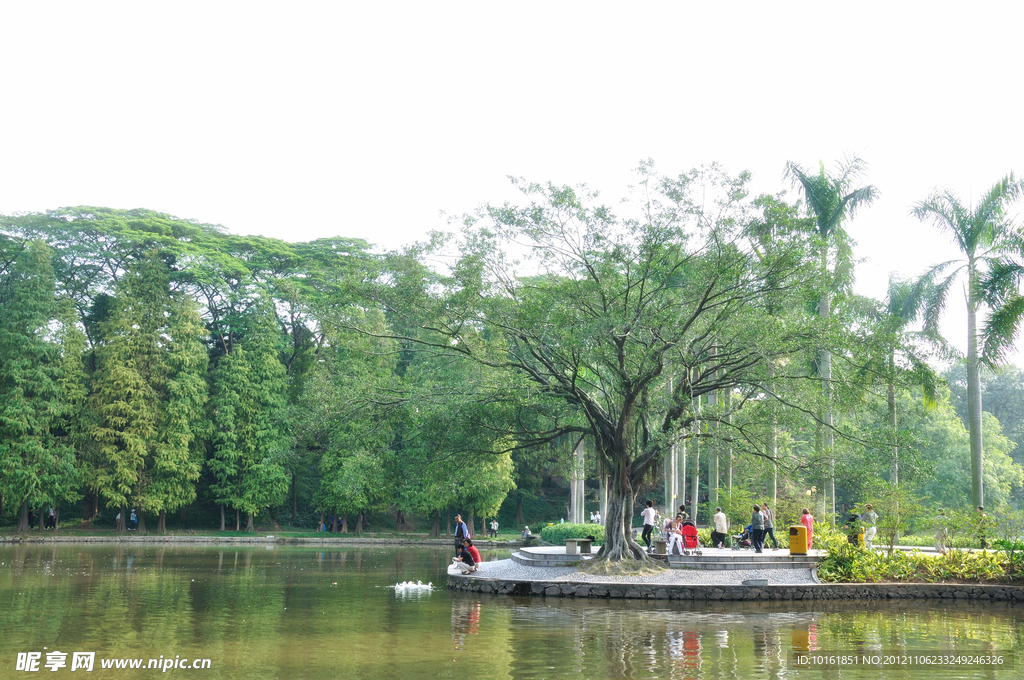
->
[[2, 160, 1023, 563]]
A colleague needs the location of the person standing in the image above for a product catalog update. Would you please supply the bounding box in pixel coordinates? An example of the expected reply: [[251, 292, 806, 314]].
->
[[800, 508, 814, 551], [489, 519, 499, 538], [712, 507, 728, 548], [761, 503, 779, 550], [594, 510, 601, 524], [860, 504, 878, 549], [453, 514, 470, 556], [640, 500, 658, 552], [750, 504, 765, 553]]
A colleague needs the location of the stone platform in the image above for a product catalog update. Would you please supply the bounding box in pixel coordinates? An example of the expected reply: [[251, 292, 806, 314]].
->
[[512, 545, 824, 571], [667, 547, 824, 571]]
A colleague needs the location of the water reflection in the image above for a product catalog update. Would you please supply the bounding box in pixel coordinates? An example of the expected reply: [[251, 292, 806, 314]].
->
[[1, 544, 1020, 680]]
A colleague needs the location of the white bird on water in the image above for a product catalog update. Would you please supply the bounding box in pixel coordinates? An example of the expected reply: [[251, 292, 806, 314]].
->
[[391, 580, 433, 591]]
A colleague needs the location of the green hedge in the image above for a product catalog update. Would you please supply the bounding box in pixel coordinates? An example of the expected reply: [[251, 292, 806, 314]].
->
[[540, 522, 605, 546]]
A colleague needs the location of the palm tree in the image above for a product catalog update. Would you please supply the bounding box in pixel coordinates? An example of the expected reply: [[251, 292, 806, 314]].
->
[[876, 275, 941, 485], [912, 174, 1024, 508], [785, 157, 877, 522]]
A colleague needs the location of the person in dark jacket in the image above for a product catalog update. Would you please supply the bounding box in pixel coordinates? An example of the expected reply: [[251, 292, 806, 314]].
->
[[750, 505, 765, 553], [453, 514, 470, 556]]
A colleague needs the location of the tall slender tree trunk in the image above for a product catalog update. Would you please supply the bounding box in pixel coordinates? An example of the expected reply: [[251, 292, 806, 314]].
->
[[53, 506, 60, 533], [690, 393, 700, 522], [331, 510, 338, 533], [340, 513, 348, 533], [708, 361, 719, 510], [117, 505, 126, 533], [17, 502, 28, 533], [355, 512, 363, 534], [291, 474, 298, 520], [467, 510, 475, 537], [157, 509, 166, 534], [819, 254, 835, 524], [888, 361, 898, 485], [220, 504, 226, 532], [431, 510, 440, 538], [137, 511, 147, 534], [246, 511, 254, 532], [677, 441, 686, 513], [771, 413, 779, 509], [599, 473, 608, 522], [515, 493, 524, 524], [235, 508, 240, 532], [966, 271, 985, 508]]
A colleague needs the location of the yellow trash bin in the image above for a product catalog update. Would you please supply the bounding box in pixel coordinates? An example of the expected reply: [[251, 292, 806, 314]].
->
[[789, 525, 807, 554]]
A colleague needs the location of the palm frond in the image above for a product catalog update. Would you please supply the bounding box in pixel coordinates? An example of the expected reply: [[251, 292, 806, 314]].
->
[[982, 293, 1024, 367], [974, 173, 1023, 229], [921, 269, 962, 339], [910, 358, 940, 409], [912, 193, 970, 255]]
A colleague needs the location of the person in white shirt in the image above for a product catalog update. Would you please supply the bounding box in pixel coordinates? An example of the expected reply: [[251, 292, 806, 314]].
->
[[640, 500, 658, 552], [712, 507, 728, 548]]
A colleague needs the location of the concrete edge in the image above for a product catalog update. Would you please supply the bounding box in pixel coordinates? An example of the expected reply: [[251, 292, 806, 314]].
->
[[447, 572, 1024, 602]]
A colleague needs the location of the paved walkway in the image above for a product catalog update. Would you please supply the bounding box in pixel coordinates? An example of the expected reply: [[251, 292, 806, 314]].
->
[[451, 557, 819, 585]]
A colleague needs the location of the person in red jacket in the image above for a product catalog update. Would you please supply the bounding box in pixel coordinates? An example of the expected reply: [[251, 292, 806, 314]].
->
[[462, 539, 482, 565]]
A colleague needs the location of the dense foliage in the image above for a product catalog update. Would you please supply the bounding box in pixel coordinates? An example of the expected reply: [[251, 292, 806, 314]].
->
[[1, 163, 1023, 561]]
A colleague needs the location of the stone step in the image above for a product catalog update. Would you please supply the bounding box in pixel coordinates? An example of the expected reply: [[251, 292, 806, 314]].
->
[[511, 551, 585, 567]]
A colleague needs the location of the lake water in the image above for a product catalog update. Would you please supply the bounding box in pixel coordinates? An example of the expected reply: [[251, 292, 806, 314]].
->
[[1, 544, 1020, 679]]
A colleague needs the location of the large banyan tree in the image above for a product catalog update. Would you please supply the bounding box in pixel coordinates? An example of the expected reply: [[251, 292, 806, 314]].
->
[[372, 164, 814, 562]]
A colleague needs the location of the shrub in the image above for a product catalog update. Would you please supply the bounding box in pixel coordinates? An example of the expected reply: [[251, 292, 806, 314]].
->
[[539, 522, 605, 546]]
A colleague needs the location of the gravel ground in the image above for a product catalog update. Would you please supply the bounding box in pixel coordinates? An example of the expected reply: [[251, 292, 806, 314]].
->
[[454, 558, 818, 585]]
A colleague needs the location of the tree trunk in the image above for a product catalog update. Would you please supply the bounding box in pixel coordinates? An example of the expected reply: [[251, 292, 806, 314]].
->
[[38, 507, 45, 532], [291, 473, 298, 520], [53, 506, 60, 533], [246, 511, 254, 532], [355, 512, 363, 534], [341, 513, 348, 533], [515, 494, 524, 524], [17, 502, 28, 533], [431, 510, 440, 538], [596, 462, 647, 562], [331, 511, 338, 533], [93, 490, 99, 519], [820, 244, 836, 524], [235, 508, 240, 532], [117, 505, 126, 533], [888, 363, 898, 485], [395, 509, 407, 531], [771, 413, 778, 509], [137, 511, 147, 534], [157, 509, 166, 534], [967, 272, 985, 508], [467, 510, 475, 537], [220, 504, 226, 532]]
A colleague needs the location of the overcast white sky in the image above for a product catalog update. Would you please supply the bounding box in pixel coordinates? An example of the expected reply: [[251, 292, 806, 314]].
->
[[2, 2, 1022, 361]]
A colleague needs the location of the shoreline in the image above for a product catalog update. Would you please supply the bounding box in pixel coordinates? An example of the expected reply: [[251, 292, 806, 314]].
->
[[0, 534, 522, 548], [447, 558, 1024, 602]]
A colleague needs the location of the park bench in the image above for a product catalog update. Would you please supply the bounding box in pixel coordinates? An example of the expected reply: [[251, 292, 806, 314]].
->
[[564, 538, 593, 555]]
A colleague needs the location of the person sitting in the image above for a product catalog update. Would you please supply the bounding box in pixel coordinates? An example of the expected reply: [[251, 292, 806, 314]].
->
[[522, 526, 532, 537], [666, 516, 683, 555], [463, 539, 482, 565], [453, 543, 477, 574]]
